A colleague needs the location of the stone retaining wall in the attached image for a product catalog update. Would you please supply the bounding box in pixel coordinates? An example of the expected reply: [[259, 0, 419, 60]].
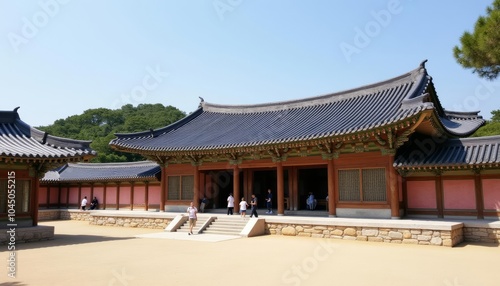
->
[[0, 226, 54, 244], [463, 226, 500, 244], [266, 223, 464, 247], [38, 210, 62, 220], [89, 216, 171, 229]]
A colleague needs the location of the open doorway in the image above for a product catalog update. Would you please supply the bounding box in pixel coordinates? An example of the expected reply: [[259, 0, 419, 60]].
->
[[298, 168, 328, 210]]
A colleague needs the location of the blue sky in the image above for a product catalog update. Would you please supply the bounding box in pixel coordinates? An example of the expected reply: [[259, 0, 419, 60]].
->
[[1, 0, 499, 127]]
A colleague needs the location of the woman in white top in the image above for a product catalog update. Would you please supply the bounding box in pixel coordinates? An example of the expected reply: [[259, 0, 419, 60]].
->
[[239, 197, 249, 218], [227, 193, 235, 215]]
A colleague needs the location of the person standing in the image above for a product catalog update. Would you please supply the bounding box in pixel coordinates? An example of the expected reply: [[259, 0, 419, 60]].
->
[[239, 197, 249, 218], [187, 202, 197, 235], [227, 193, 234, 215], [250, 194, 258, 218], [81, 196, 88, 211], [200, 196, 207, 213], [265, 189, 273, 214], [90, 196, 98, 210]]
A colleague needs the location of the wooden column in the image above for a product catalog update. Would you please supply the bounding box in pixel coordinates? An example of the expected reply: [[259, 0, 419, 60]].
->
[[401, 175, 408, 217], [388, 155, 400, 219], [116, 182, 120, 210], [435, 172, 444, 218], [90, 183, 94, 206], [65, 185, 69, 209], [277, 161, 284, 215], [144, 181, 149, 211], [32, 177, 40, 226], [102, 183, 107, 210], [193, 165, 200, 208], [46, 185, 50, 209], [233, 165, 240, 213], [160, 164, 167, 212], [327, 159, 336, 217], [77, 183, 82, 210], [291, 167, 298, 211], [130, 182, 135, 210], [474, 171, 484, 219]]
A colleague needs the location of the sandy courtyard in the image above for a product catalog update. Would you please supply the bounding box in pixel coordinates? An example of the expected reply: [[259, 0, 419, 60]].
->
[[3, 220, 500, 286]]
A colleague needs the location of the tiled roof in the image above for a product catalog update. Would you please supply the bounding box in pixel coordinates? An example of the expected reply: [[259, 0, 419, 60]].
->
[[110, 61, 485, 154], [0, 108, 96, 162], [41, 161, 160, 182], [394, 135, 500, 169]]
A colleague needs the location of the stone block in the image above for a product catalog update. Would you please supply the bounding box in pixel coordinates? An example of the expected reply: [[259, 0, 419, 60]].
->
[[368, 237, 383, 242], [344, 228, 356, 236], [388, 231, 403, 239], [282, 226, 297, 236], [298, 232, 311, 237], [417, 235, 431, 241], [356, 236, 368, 241], [403, 239, 418, 244], [362, 229, 379, 237], [331, 229, 343, 236], [430, 237, 442, 246]]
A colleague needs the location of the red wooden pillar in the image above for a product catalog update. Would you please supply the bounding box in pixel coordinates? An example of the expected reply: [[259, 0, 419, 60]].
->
[[233, 165, 240, 213], [194, 166, 200, 208], [435, 172, 444, 218], [46, 185, 50, 209], [327, 159, 336, 217], [32, 176, 40, 226], [474, 171, 484, 219], [388, 155, 400, 219], [144, 181, 149, 211], [116, 182, 121, 210], [160, 164, 167, 212], [130, 182, 135, 210], [277, 161, 284, 215], [102, 183, 107, 210]]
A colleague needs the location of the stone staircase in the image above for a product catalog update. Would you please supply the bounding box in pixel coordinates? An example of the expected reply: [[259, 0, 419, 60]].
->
[[202, 216, 248, 235]]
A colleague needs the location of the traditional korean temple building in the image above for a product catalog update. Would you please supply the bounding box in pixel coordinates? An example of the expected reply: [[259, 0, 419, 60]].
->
[[39, 161, 161, 211], [0, 108, 95, 228], [105, 60, 500, 219]]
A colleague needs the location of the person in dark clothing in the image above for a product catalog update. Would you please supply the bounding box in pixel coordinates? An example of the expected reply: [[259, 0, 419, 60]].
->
[[265, 189, 273, 214], [250, 194, 258, 218], [90, 196, 98, 210]]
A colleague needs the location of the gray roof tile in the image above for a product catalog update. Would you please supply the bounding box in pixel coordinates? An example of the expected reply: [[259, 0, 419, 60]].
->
[[394, 135, 500, 169], [41, 161, 160, 182], [0, 108, 96, 162], [110, 62, 485, 153]]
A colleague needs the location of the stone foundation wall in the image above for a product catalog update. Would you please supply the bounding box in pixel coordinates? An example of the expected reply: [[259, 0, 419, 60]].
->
[[464, 227, 500, 244], [89, 216, 171, 229], [38, 210, 62, 221], [266, 223, 464, 247], [0, 226, 54, 244], [60, 211, 92, 221]]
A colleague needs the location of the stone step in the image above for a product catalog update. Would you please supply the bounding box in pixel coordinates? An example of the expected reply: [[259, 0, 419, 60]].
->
[[203, 229, 242, 235]]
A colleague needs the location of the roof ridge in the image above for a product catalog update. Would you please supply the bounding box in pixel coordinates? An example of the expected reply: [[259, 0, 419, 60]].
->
[[68, 161, 157, 168], [202, 63, 426, 114]]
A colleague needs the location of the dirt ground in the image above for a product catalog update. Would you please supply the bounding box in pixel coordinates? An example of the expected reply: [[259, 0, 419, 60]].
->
[[2, 220, 500, 286]]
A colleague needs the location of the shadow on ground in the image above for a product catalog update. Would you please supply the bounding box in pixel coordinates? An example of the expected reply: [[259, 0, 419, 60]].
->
[[13, 234, 134, 251]]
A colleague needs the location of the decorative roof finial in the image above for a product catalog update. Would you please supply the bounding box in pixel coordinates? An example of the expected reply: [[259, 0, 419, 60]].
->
[[198, 97, 205, 108], [14, 106, 20, 113], [420, 59, 428, 68]]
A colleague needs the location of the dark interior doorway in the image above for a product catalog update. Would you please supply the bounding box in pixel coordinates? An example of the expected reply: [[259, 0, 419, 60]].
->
[[298, 168, 328, 210]]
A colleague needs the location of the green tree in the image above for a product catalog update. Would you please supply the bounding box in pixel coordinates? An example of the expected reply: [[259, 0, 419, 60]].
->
[[473, 110, 500, 136], [38, 104, 186, 162], [454, 0, 500, 80]]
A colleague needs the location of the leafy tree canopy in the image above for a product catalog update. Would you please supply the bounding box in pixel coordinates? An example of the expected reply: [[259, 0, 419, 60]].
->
[[37, 104, 186, 162], [472, 109, 500, 137], [454, 0, 500, 80]]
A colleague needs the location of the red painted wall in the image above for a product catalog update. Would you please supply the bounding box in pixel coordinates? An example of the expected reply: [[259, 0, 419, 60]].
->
[[39, 187, 47, 204], [443, 179, 475, 209], [407, 180, 436, 209], [483, 179, 500, 210], [134, 185, 146, 205]]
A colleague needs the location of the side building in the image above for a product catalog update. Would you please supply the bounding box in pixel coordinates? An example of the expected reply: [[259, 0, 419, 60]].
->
[[0, 107, 95, 228]]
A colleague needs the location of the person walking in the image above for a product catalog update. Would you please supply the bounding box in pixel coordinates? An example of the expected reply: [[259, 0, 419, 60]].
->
[[187, 202, 197, 235], [265, 189, 273, 214], [227, 193, 234, 215], [239, 197, 249, 218], [250, 194, 258, 218]]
